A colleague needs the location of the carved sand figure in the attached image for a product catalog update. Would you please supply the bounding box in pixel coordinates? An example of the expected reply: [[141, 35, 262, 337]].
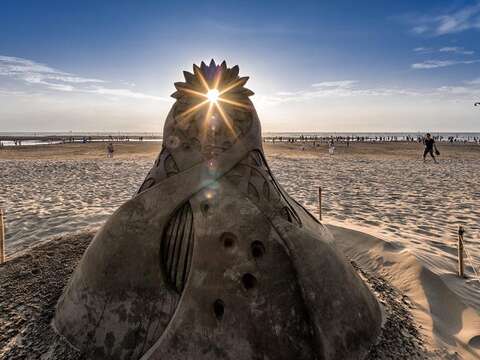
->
[[54, 60, 382, 359]]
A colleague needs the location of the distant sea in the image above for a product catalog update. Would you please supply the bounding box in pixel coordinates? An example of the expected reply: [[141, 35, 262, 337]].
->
[[1, 131, 480, 146]]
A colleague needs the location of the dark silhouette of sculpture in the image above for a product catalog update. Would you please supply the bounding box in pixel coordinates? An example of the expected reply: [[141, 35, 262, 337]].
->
[[54, 60, 382, 360]]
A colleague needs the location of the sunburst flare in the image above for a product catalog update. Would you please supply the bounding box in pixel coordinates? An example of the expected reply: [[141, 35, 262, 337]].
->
[[171, 60, 254, 133]]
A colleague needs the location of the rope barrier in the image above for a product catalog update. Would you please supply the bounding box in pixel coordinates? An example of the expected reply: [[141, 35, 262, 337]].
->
[[463, 238, 480, 283], [457, 226, 480, 283]]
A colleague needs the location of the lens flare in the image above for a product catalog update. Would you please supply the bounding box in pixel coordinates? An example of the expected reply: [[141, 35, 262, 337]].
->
[[172, 61, 255, 136], [207, 89, 220, 103]]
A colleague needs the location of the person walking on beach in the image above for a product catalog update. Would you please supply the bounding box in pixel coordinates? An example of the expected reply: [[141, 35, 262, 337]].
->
[[423, 133, 438, 163], [107, 143, 114, 158], [328, 138, 335, 155]]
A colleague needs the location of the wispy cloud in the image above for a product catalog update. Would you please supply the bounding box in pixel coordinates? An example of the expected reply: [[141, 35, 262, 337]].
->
[[88, 87, 164, 101], [408, 2, 480, 36], [465, 77, 480, 85], [312, 80, 358, 88], [435, 80, 480, 99], [411, 59, 480, 69], [413, 46, 474, 55], [413, 47, 433, 53], [0, 55, 169, 101], [439, 46, 474, 55], [258, 81, 422, 106], [436, 86, 474, 95], [0, 55, 104, 92], [259, 78, 480, 106]]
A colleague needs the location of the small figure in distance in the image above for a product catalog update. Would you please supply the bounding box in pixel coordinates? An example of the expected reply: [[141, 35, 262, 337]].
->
[[107, 142, 114, 158], [328, 138, 335, 155], [423, 133, 438, 164]]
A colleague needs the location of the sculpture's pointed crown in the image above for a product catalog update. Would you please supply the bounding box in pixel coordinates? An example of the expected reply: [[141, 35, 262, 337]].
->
[[163, 60, 260, 158], [171, 59, 254, 102]]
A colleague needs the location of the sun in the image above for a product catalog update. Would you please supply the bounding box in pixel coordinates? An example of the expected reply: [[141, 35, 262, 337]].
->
[[171, 60, 254, 135], [207, 89, 220, 103]]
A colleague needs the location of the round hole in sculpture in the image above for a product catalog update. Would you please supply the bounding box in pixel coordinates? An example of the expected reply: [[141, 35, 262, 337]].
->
[[242, 273, 257, 290], [213, 299, 225, 320], [251, 241, 265, 259], [220, 232, 236, 249], [201, 202, 210, 215]]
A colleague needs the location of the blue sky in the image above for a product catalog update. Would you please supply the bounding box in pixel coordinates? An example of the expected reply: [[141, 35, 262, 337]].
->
[[1, 0, 479, 132]]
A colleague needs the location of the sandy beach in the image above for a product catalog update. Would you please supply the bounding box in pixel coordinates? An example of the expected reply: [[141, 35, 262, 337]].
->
[[1, 140, 480, 358]]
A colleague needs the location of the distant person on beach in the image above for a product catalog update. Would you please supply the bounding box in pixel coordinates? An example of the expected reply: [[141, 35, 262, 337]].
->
[[423, 133, 438, 163], [107, 143, 114, 158], [328, 138, 335, 155]]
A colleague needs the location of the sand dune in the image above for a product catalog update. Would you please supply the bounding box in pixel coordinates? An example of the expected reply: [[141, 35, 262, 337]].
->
[[331, 225, 480, 359]]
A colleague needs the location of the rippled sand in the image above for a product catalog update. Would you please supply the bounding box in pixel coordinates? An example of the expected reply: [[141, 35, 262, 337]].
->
[[271, 155, 480, 281], [0, 160, 150, 254]]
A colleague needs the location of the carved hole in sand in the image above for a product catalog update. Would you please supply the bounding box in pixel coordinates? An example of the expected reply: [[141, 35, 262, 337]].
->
[[213, 299, 225, 320], [242, 273, 257, 290], [469, 335, 480, 349], [221, 232, 236, 249], [201, 202, 209, 215], [251, 241, 265, 259]]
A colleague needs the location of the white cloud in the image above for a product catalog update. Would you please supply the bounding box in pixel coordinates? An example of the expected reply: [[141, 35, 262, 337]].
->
[[408, 3, 480, 36], [87, 87, 165, 101], [258, 78, 480, 107], [0, 55, 104, 92], [413, 46, 474, 55], [436, 86, 472, 94], [411, 59, 480, 69], [0, 55, 65, 76], [439, 46, 474, 55], [412, 25, 429, 34], [0, 88, 30, 97], [0, 55, 169, 101], [413, 47, 433, 53], [434, 83, 480, 99], [258, 81, 423, 106], [312, 80, 357, 88]]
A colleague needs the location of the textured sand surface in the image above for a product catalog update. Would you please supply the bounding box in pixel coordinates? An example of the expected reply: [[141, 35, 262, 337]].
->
[[1, 141, 479, 358], [0, 159, 150, 254], [332, 225, 480, 359]]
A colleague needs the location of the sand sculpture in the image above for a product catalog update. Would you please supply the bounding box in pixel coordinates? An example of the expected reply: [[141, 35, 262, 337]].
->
[[54, 60, 382, 359]]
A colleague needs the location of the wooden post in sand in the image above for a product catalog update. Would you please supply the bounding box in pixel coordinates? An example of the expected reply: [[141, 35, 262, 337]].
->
[[458, 225, 465, 278], [0, 209, 5, 264], [318, 186, 322, 221]]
